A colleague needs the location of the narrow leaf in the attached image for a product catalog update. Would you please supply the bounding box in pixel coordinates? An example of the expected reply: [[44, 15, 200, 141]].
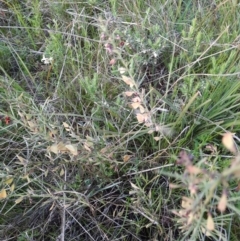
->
[[0, 189, 7, 199], [206, 213, 215, 231], [65, 144, 78, 156], [222, 132, 236, 154], [122, 75, 135, 88], [218, 191, 227, 212], [15, 196, 24, 204]]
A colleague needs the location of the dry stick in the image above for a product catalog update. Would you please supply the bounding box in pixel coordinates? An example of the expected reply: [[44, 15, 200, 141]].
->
[[123, 163, 173, 177], [60, 164, 67, 241], [46, 60, 53, 90]]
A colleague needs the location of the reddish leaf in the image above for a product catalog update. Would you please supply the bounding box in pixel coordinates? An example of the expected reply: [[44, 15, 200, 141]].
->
[[5, 116, 11, 125]]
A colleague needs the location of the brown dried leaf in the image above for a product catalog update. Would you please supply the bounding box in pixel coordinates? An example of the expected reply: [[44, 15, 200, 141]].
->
[[48, 142, 69, 154], [100, 147, 109, 154], [123, 155, 132, 162], [139, 105, 145, 113], [57, 142, 69, 152], [27, 120, 39, 133], [48, 144, 58, 154], [205, 144, 217, 154], [131, 102, 141, 109], [65, 144, 78, 156], [130, 182, 140, 190], [186, 165, 202, 175], [188, 183, 198, 195], [181, 196, 193, 209], [153, 137, 161, 141], [5, 178, 13, 185], [118, 67, 126, 74], [124, 91, 135, 97], [109, 58, 116, 65], [222, 132, 236, 154], [201, 227, 212, 237], [18, 111, 27, 124], [44, 169, 49, 177], [0, 189, 7, 199], [206, 213, 215, 231], [15, 196, 24, 204], [132, 97, 141, 103], [136, 113, 150, 123], [144, 123, 153, 127], [122, 75, 135, 88], [86, 135, 94, 142], [63, 122, 69, 128], [177, 151, 194, 166], [22, 174, 31, 183], [25, 114, 32, 121], [187, 212, 194, 225], [147, 129, 154, 134], [60, 168, 65, 176], [16, 155, 28, 166], [49, 202, 55, 211], [63, 122, 72, 131], [10, 183, 15, 192], [48, 129, 58, 139], [171, 210, 181, 217], [169, 183, 181, 189], [218, 191, 227, 212], [84, 143, 92, 152]]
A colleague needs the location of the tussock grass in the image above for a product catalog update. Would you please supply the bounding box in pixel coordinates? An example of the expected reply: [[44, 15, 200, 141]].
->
[[0, 0, 240, 240]]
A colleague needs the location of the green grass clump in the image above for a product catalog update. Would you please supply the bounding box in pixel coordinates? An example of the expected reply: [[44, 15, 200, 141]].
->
[[0, 0, 240, 240]]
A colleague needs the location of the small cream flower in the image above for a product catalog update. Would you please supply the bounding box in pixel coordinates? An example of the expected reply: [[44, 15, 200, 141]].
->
[[41, 55, 53, 65]]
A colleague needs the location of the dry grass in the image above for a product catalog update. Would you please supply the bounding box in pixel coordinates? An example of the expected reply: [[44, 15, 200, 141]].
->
[[0, 0, 240, 240]]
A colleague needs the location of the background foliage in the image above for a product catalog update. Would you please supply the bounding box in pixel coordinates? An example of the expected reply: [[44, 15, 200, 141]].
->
[[0, 0, 240, 240]]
